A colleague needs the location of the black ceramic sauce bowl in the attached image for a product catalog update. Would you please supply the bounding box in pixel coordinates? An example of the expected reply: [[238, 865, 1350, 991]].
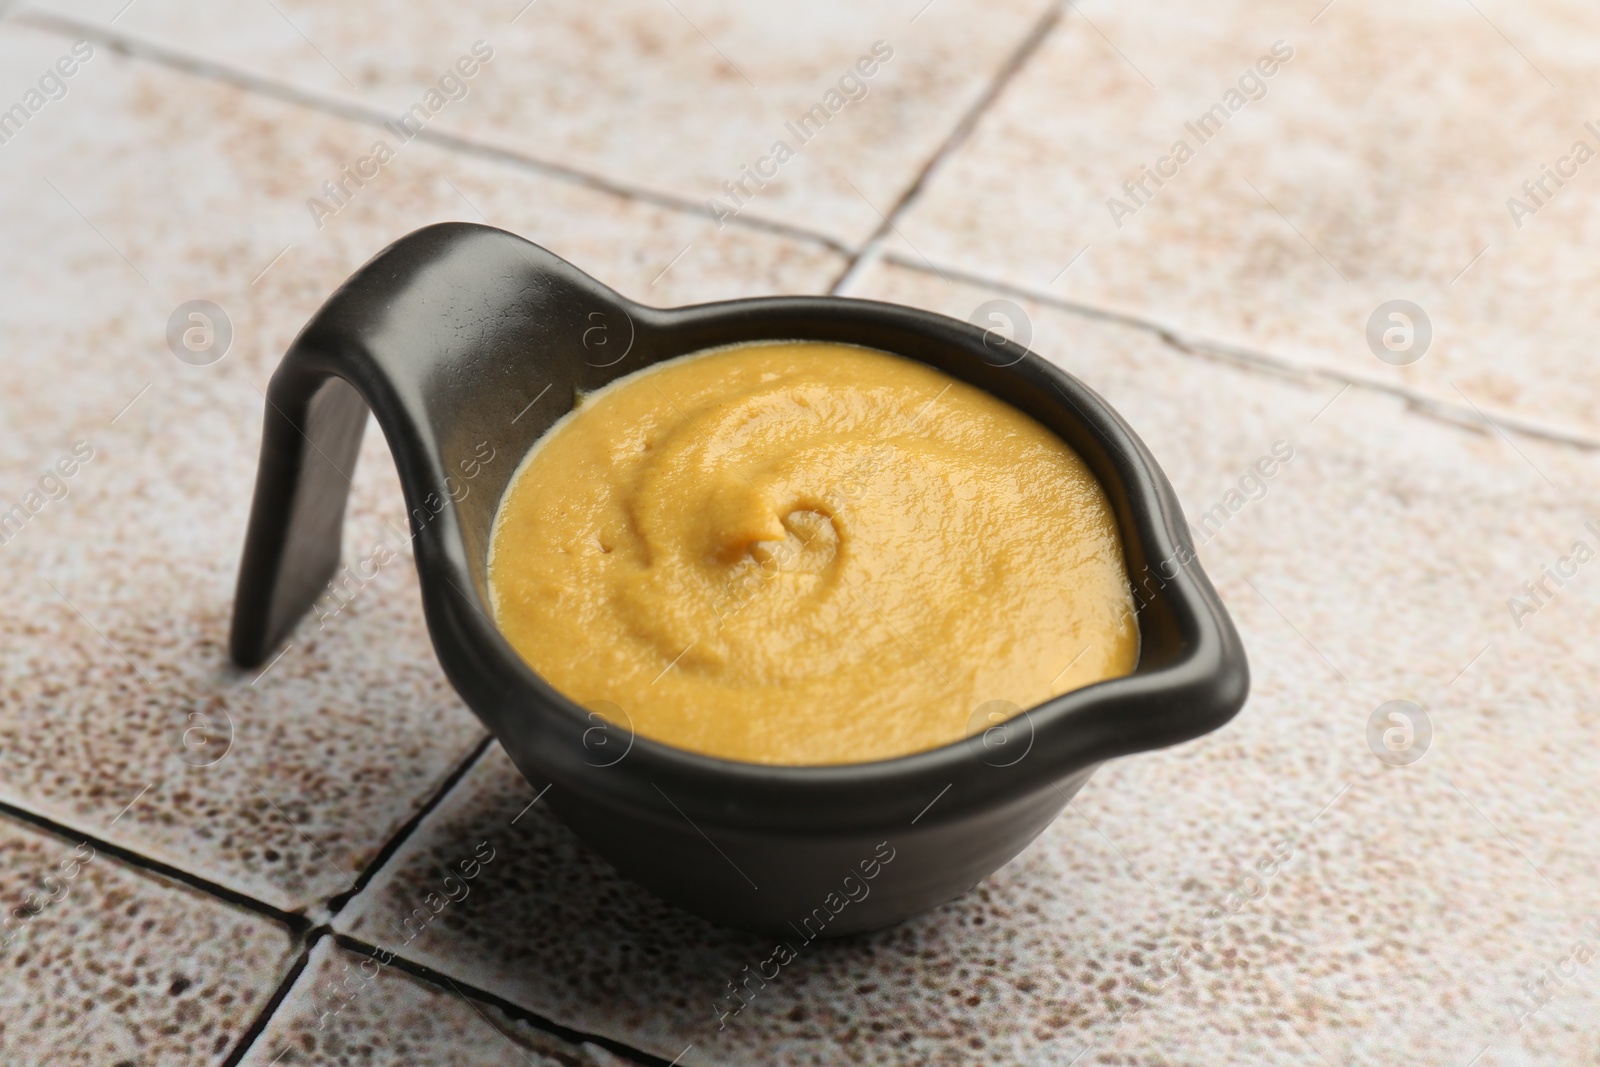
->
[[230, 222, 1248, 935]]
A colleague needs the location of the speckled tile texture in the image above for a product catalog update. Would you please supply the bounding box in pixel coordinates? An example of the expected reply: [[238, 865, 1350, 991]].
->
[[0, 812, 297, 1064], [4, 0, 1599, 1063], [237, 940, 638, 1067], [888, 0, 1600, 438], [19, 0, 1056, 246]]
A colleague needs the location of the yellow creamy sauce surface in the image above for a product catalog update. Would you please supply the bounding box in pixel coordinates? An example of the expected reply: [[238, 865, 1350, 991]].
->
[[488, 341, 1138, 766]]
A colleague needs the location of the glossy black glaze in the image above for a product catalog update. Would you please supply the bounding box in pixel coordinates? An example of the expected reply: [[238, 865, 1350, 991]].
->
[[230, 223, 1248, 935]]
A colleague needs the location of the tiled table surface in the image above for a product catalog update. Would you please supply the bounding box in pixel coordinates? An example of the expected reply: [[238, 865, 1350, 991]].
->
[[1, 0, 1597, 1063]]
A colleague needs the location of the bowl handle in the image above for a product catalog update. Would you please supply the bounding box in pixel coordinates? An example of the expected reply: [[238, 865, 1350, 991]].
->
[[230, 363, 371, 668], [228, 221, 629, 669]]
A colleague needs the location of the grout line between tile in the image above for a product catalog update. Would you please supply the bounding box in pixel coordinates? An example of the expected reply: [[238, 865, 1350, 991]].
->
[[828, 0, 1067, 294], [0, 793, 310, 933], [878, 249, 1600, 453], [13, 3, 1600, 457], [332, 933, 671, 1066], [199, 725, 673, 1067], [323, 731, 496, 916], [219, 932, 321, 1067], [8, 5, 853, 260]]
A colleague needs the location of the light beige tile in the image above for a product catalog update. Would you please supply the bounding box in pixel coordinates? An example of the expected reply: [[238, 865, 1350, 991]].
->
[[238, 940, 639, 1067], [21, 0, 1057, 247], [330, 262, 1600, 1064], [0, 812, 297, 1065], [0, 23, 846, 911], [1228, 774, 1587, 1067], [890, 0, 1600, 439]]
